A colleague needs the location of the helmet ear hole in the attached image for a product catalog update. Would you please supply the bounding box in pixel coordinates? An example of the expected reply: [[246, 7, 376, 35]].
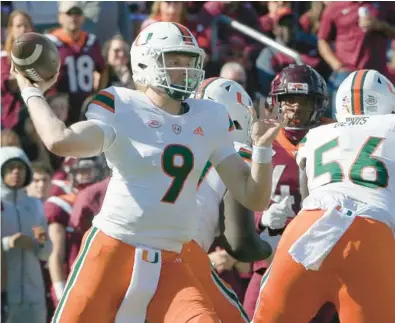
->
[[233, 120, 242, 130]]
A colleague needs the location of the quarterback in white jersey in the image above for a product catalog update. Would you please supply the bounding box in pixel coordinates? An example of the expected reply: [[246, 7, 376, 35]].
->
[[253, 69, 395, 323], [13, 22, 286, 323]]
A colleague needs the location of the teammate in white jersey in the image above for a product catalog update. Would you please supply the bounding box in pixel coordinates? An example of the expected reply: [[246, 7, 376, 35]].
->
[[181, 77, 273, 323], [253, 69, 395, 323], [13, 22, 286, 323]]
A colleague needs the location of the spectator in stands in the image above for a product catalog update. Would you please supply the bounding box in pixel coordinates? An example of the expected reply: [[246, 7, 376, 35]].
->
[[256, 8, 327, 95], [1, 242, 7, 321], [26, 162, 53, 202], [140, 1, 209, 54], [1, 10, 33, 130], [318, 2, 395, 119], [260, 1, 290, 36], [98, 34, 134, 89], [14, 92, 69, 172], [388, 40, 395, 84], [220, 62, 247, 89], [299, 1, 327, 35], [141, 1, 186, 29], [199, 2, 267, 92], [1, 129, 22, 148], [1, 146, 51, 323], [47, 1, 105, 125]]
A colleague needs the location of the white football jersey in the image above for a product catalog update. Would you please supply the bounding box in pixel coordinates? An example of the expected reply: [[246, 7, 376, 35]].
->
[[297, 114, 395, 230], [85, 87, 236, 252], [195, 142, 252, 252]]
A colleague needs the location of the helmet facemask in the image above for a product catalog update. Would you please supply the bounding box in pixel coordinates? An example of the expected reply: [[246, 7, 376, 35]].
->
[[155, 51, 205, 101], [271, 93, 325, 129]]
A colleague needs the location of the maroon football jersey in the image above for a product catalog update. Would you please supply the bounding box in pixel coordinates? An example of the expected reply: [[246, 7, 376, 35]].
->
[[47, 29, 105, 125], [44, 193, 77, 306], [270, 128, 301, 216], [68, 177, 109, 266], [253, 128, 301, 273]]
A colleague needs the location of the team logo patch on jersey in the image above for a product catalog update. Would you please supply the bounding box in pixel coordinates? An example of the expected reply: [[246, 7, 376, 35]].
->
[[148, 120, 162, 128], [172, 124, 182, 134]]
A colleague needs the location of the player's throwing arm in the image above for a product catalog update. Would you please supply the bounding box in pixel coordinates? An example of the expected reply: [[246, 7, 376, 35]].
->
[[216, 108, 288, 211]]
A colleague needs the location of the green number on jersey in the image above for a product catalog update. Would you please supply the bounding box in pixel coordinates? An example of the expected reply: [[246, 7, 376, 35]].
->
[[349, 137, 388, 188], [314, 138, 344, 183], [161, 145, 194, 203], [314, 137, 388, 189]]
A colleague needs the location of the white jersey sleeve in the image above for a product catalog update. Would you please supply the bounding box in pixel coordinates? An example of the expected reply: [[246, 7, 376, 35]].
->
[[208, 103, 237, 166], [85, 87, 117, 151], [296, 134, 309, 168]]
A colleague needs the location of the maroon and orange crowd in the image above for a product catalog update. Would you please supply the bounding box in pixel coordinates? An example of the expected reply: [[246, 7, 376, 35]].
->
[[1, 2, 395, 323]]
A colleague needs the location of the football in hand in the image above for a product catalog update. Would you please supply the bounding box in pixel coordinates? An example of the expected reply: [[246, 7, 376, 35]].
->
[[11, 32, 60, 82]]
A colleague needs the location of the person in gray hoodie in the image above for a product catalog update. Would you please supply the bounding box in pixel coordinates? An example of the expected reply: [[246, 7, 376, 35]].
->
[[1, 146, 52, 323]]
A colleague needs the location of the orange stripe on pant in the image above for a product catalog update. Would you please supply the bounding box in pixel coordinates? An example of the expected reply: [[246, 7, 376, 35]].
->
[[181, 240, 249, 322], [253, 209, 395, 323], [52, 228, 220, 323]]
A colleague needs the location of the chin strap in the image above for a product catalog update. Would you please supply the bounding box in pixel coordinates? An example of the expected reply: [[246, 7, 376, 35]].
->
[[283, 128, 309, 144]]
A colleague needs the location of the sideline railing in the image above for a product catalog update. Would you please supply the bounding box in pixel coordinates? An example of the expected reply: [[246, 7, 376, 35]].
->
[[211, 15, 303, 64]]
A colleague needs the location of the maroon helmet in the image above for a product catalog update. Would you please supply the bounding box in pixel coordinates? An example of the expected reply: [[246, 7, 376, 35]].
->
[[268, 64, 328, 128]]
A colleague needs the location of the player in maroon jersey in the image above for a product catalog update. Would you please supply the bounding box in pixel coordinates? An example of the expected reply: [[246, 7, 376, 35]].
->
[[47, 2, 105, 126], [67, 176, 110, 267], [43, 157, 105, 314], [243, 64, 337, 323]]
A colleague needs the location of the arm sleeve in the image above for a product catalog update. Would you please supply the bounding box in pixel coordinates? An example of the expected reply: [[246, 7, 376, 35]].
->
[[209, 104, 237, 166], [296, 134, 309, 168], [85, 88, 117, 152]]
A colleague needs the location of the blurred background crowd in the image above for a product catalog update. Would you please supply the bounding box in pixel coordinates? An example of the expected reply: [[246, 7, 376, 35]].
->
[[1, 1, 395, 323]]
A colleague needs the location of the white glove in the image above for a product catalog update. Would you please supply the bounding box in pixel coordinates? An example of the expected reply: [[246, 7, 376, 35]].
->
[[260, 196, 295, 230]]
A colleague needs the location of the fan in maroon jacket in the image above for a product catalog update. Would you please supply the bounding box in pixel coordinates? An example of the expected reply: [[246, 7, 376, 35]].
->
[[1, 10, 33, 129], [68, 177, 110, 267], [244, 65, 337, 323], [47, 2, 105, 126], [256, 8, 329, 96]]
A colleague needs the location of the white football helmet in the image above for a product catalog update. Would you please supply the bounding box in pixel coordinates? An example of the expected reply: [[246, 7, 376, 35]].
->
[[195, 77, 253, 144], [335, 69, 395, 121], [130, 22, 206, 101]]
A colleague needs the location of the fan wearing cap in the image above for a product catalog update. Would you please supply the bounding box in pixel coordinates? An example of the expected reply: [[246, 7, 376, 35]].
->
[[256, 8, 328, 96], [46, 2, 105, 126]]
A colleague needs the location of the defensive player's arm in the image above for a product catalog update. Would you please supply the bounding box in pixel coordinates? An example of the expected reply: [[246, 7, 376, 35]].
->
[[220, 189, 272, 262], [47, 222, 67, 300]]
